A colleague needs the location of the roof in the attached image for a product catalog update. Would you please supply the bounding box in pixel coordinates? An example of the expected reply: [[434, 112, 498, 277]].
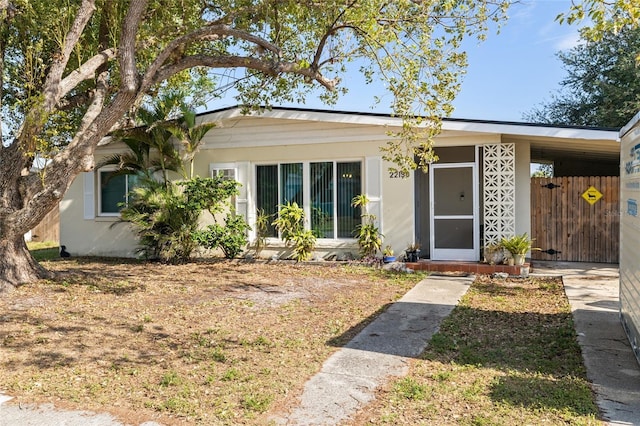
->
[[198, 105, 620, 163], [198, 105, 620, 140]]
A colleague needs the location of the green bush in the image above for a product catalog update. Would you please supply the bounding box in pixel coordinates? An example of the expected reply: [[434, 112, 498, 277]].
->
[[120, 176, 239, 263], [272, 202, 316, 261], [194, 215, 250, 259], [351, 194, 383, 257]]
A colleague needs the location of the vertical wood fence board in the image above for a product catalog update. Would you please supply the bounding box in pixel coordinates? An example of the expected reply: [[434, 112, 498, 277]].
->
[[30, 204, 60, 243]]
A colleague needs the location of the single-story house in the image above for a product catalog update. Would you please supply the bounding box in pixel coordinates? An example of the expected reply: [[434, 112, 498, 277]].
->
[[59, 106, 620, 262]]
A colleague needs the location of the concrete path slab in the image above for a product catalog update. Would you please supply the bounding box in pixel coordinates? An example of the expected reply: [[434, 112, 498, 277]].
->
[[0, 397, 162, 426], [272, 275, 473, 425], [532, 261, 640, 426]]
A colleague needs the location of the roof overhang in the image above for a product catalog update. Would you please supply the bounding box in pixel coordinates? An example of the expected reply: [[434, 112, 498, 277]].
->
[[198, 106, 620, 162]]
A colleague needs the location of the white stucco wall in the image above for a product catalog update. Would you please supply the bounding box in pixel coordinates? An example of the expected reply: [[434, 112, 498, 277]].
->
[[60, 174, 139, 257], [514, 141, 532, 239]]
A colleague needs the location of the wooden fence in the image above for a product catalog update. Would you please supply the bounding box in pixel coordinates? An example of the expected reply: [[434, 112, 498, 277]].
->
[[30, 204, 60, 243], [530, 176, 619, 264]]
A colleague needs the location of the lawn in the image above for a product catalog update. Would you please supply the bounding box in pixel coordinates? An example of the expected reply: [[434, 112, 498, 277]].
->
[[0, 257, 601, 425], [352, 275, 602, 425], [0, 257, 424, 425]]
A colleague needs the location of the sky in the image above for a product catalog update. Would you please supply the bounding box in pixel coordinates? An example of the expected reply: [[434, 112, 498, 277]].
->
[[206, 0, 583, 123]]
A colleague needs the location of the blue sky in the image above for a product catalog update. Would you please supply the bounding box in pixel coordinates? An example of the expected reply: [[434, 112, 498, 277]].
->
[[451, 0, 581, 121], [207, 0, 582, 123]]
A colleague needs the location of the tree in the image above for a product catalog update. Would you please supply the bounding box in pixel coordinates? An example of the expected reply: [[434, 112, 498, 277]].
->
[[524, 26, 640, 127], [0, 0, 510, 290], [557, 0, 640, 40]]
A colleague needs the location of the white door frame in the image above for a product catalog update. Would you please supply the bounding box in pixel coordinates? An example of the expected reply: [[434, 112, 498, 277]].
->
[[429, 162, 479, 261]]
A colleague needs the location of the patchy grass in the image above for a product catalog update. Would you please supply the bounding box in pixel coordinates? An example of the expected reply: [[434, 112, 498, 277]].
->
[[0, 258, 424, 425], [352, 275, 603, 425], [27, 241, 60, 261]]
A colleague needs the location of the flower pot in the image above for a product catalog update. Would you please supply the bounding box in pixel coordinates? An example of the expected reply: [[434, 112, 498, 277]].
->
[[383, 255, 396, 263], [507, 257, 515, 266], [513, 254, 525, 266], [405, 250, 420, 262]]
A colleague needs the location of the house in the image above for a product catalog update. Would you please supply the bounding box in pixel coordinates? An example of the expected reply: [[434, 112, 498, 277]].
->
[[59, 106, 620, 262]]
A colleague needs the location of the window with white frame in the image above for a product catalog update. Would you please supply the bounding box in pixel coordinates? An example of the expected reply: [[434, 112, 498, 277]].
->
[[98, 168, 138, 216], [256, 161, 362, 239], [211, 167, 236, 181]]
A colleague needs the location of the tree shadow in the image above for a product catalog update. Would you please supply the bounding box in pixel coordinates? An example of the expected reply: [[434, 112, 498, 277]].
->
[[490, 374, 597, 417], [46, 270, 146, 295]]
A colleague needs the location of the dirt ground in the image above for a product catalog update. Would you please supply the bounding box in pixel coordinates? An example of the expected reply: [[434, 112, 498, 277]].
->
[[0, 257, 423, 425]]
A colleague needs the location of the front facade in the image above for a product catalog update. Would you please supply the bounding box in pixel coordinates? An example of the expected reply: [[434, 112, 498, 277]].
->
[[60, 107, 619, 261]]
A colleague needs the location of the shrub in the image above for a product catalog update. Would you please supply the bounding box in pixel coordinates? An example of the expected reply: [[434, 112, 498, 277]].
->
[[194, 215, 250, 259], [120, 176, 239, 263], [272, 202, 316, 261], [351, 194, 383, 257]]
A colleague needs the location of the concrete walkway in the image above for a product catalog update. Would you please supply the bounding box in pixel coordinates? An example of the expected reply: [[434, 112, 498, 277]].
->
[[272, 275, 473, 425], [532, 261, 640, 426]]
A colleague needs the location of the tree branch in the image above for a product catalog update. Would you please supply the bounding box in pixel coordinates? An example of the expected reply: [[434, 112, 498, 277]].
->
[[310, 1, 359, 71], [119, 0, 149, 92], [58, 48, 117, 98], [42, 0, 96, 108], [140, 24, 283, 92], [150, 54, 338, 91]]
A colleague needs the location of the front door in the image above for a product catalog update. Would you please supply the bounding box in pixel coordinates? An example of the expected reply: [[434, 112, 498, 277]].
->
[[429, 163, 479, 261]]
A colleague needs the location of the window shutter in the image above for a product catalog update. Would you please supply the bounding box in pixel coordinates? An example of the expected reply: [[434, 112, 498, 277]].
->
[[83, 172, 95, 220], [365, 157, 382, 228], [235, 162, 250, 221]]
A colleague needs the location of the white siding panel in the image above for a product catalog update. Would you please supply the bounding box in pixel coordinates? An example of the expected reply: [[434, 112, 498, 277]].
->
[[620, 120, 640, 365], [83, 172, 95, 220], [366, 156, 382, 228], [236, 161, 250, 221]]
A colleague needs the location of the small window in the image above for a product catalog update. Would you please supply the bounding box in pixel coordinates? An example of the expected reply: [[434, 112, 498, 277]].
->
[[211, 168, 236, 181], [98, 170, 138, 216]]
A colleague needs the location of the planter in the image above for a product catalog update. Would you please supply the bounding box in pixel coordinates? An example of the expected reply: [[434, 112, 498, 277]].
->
[[484, 246, 504, 265], [383, 255, 396, 263], [405, 249, 421, 262], [507, 257, 515, 266], [513, 254, 525, 266]]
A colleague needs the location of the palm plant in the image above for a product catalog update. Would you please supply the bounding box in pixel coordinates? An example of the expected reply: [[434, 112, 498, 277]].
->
[[97, 94, 183, 185], [95, 135, 154, 180], [167, 107, 216, 179], [351, 194, 383, 258]]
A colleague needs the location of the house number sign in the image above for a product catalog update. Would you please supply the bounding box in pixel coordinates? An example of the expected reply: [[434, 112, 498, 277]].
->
[[388, 170, 410, 179], [581, 186, 603, 205]]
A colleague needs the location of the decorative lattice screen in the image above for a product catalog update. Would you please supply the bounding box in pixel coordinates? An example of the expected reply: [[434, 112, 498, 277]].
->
[[483, 143, 515, 245]]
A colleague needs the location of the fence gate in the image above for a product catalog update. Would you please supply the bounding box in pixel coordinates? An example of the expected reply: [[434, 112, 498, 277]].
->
[[530, 176, 619, 263]]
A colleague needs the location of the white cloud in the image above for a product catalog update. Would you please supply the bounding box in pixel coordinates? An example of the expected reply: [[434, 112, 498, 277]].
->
[[554, 31, 583, 51]]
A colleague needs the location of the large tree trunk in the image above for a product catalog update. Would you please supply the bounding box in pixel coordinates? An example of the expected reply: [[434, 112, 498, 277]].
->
[[0, 234, 52, 292]]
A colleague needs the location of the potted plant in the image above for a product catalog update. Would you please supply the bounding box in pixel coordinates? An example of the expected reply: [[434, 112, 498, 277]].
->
[[383, 245, 396, 263], [500, 233, 537, 266], [483, 242, 504, 265], [405, 243, 421, 262]]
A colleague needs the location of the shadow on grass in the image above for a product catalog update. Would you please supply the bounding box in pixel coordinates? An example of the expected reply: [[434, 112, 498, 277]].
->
[[46, 273, 146, 295], [490, 374, 597, 417]]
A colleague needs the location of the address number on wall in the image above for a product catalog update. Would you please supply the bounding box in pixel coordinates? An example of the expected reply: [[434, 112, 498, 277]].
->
[[388, 170, 410, 179]]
